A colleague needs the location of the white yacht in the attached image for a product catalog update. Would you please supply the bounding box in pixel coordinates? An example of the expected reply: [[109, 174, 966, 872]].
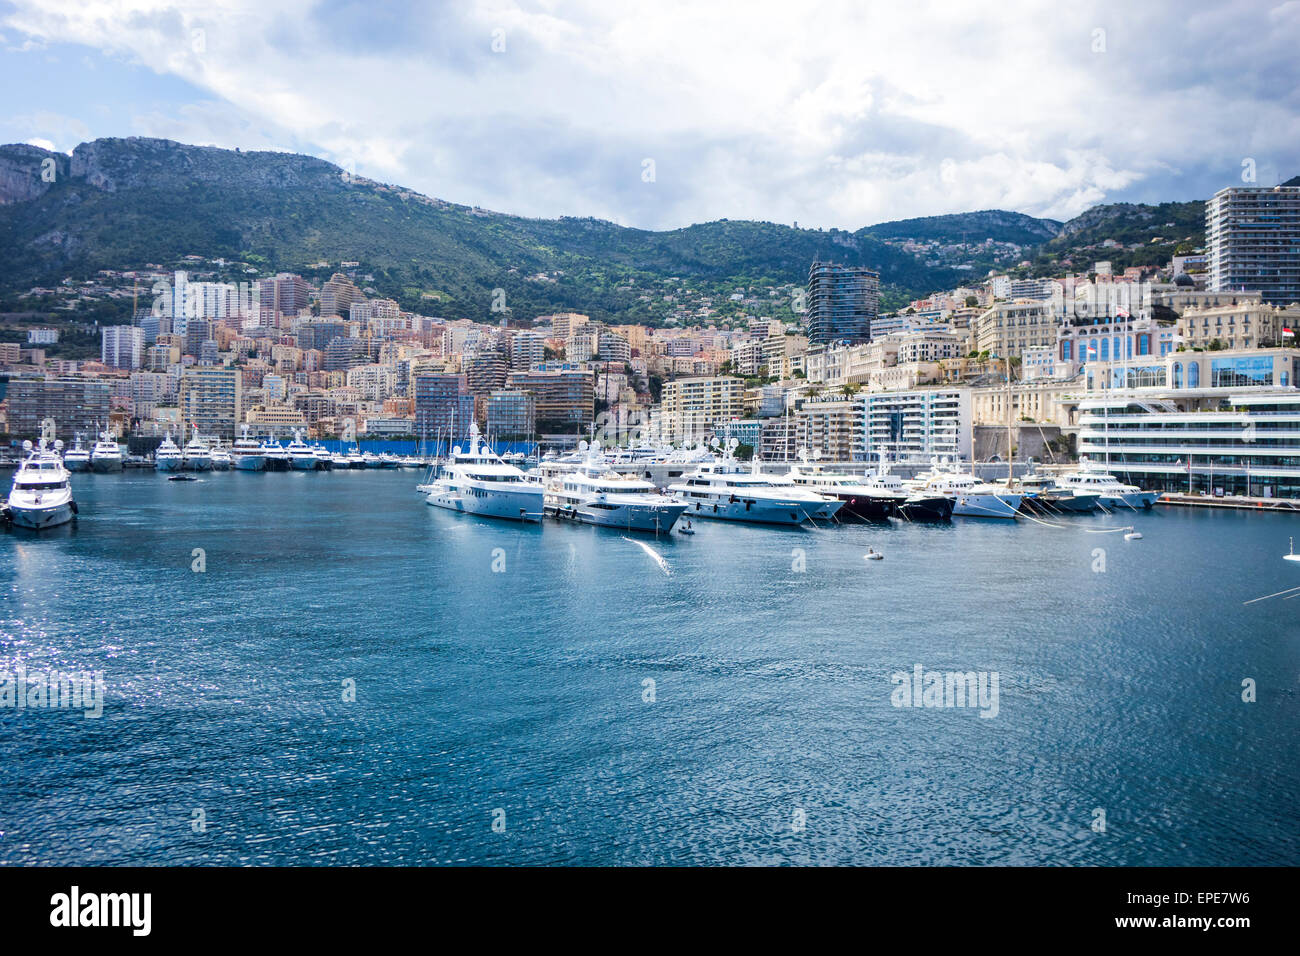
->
[[1056, 460, 1159, 509], [5, 440, 76, 529], [425, 425, 545, 522], [90, 430, 124, 473], [232, 428, 266, 471], [905, 463, 1022, 519], [287, 431, 319, 471], [210, 447, 233, 471], [62, 434, 92, 472], [1014, 471, 1099, 514], [261, 438, 291, 471], [545, 460, 688, 533], [312, 445, 335, 470], [786, 465, 954, 522], [668, 461, 843, 525], [182, 434, 213, 472], [154, 434, 184, 472]]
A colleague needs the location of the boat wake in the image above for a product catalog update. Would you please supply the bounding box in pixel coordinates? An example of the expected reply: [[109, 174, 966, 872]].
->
[[622, 536, 671, 576]]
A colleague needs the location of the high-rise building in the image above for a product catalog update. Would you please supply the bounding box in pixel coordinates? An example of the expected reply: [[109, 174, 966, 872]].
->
[[1206, 185, 1300, 305], [320, 273, 362, 318], [102, 325, 146, 370], [509, 331, 546, 370], [414, 373, 475, 442], [657, 376, 743, 444], [178, 366, 242, 440], [503, 368, 595, 433], [804, 261, 880, 345], [464, 349, 509, 395], [486, 390, 536, 439], [3, 375, 113, 439]]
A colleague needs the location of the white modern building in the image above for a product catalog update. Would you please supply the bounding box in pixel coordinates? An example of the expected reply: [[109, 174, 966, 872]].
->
[[863, 388, 972, 463]]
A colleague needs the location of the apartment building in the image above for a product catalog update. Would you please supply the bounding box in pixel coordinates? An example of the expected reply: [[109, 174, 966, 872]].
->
[[1206, 185, 1300, 306]]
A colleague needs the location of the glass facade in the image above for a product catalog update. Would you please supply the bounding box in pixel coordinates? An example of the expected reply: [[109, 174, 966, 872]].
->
[[1210, 355, 1274, 388]]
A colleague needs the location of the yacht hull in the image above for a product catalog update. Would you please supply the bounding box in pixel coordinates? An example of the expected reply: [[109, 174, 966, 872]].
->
[[896, 495, 954, 522], [233, 455, 265, 471], [1100, 492, 1158, 510], [426, 485, 545, 522], [547, 501, 687, 533], [63, 458, 91, 473], [183, 458, 212, 472], [290, 457, 319, 471], [682, 496, 841, 525], [952, 492, 1021, 519], [7, 499, 74, 529], [90, 458, 123, 473], [155, 457, 183, 472]]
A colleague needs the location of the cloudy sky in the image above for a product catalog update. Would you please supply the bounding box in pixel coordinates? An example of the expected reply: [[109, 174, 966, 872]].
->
[[1, 0, 1297, 230]]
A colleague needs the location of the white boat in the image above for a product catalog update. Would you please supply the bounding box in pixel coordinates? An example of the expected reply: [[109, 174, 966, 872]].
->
[[361, 451, 384, 469], [62, 434, 92, 473], [905, 463, 1021, 519], [181, 434, 213, 472], [261, 438, 291, 471], [154, 434, 184, 472], [5, 440, 76, 529], [90, 430, 124, 473], [667, 461, 843, 525], [330, 452, 352, 469], [210, 447, 233, 471], [312, 445, 335, 470], [232, 427, 266, 471], [1014, 471, 1099, 513], [425, 425, 545, 522], [1056, 460, 1159, 509], [342, 448, 366, 470], [545, 459, 688, 533], [287, 431, 319, 471]]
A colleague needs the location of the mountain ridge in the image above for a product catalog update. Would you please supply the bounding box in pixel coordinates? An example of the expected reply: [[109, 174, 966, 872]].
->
[[0, 136, 1247, 322]]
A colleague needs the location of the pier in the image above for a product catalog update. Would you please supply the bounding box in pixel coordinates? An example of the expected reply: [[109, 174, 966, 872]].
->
[[1157, 493, 1300, 513]]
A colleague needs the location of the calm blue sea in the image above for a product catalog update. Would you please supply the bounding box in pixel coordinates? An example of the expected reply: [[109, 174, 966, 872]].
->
[[1, 470, 1296, 865]]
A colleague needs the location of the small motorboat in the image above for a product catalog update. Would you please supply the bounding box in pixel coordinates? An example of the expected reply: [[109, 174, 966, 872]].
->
[[1124, 529, 1142, 541], [168, 474, 199, 482], [864, 548, 884, 561], [677, 520, 695, 535]]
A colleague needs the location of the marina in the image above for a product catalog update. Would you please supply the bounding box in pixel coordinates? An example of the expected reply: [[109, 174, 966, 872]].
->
[[0, 468, 1294, 866]]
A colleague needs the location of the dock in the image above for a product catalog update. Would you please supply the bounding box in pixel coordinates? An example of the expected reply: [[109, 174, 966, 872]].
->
[[1157, 493, 1300, 513]]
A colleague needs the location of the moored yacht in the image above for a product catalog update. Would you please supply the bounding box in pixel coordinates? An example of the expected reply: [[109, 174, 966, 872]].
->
[[232, 428, 266, 471], [425, 425, 545, 522], [210, 447, 233, 471], [62, 434, 92, 472], [667, 461, 842, 525], [90, 430, 124, 473], [545, 460, 688, 532], [905, 463, 1021, 519], [1056, 460, 1159, 509], [4, 440, 76, 529], [260, 438, 291, 471], [154, 434, 184, 472], [312, 445, 334, 470], [287, 431, 319, 471], [1013, 471, 1098, 514], [860, 471, 954, 522], [181, 434, 213, 472]]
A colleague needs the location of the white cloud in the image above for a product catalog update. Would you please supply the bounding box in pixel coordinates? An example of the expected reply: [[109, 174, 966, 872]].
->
[[2, 0, 1297, 228]]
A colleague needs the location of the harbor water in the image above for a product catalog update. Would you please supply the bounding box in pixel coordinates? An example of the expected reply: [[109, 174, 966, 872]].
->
[[1, 470, 1296, 865]]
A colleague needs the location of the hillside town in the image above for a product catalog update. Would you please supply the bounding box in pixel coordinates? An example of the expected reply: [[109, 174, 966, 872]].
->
[[3, 183, 1299, 500]]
